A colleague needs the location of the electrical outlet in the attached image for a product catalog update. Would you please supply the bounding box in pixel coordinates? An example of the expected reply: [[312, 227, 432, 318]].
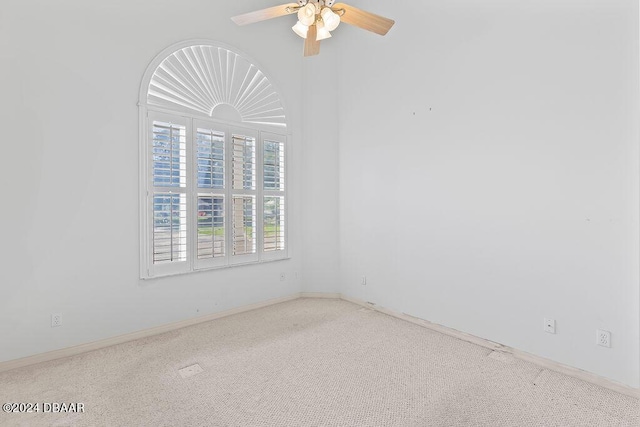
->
[[543, 318, 555, 334], [361, 276, 367, 286], [51, 313, 62, 327], [596, 329, 611, 348], [279, 272, 286, 281]]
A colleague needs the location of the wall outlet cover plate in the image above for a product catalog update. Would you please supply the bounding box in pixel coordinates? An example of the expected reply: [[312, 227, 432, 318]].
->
[[544, 318, 556, 334]]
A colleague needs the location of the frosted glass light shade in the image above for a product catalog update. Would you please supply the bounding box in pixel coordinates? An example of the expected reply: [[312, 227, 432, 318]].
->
[[316, 21, 332, 41], [321, 7, 340, 31], [298, 3, 317, 26], [292, 21, 309, 38]]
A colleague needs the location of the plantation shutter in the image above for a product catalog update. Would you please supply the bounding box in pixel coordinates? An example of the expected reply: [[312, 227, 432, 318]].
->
[[262, 134, 287, 259], [230, 132, 258, 263], [194, 122, 227, 269], [140, 43, 290, 279], [148, 113, 189, 276], [142, 115, 286, 277]]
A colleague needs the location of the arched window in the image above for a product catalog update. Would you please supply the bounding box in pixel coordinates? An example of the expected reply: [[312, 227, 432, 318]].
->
[[139, 41, 288, 278]]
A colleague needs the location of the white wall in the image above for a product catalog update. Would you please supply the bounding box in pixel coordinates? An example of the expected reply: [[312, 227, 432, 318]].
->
[[337, 0, 640, 388], [301, 44, 342, 293], [0, 0, 307, 362]]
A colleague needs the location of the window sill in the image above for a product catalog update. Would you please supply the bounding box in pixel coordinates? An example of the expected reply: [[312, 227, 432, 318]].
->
[[141, 256, 292, 280]]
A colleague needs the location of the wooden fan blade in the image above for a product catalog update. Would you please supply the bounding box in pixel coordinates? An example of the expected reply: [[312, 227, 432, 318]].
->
[[231, 3, 299, 26], [304, 25, 321, 57], [333, 3, 395, 35]]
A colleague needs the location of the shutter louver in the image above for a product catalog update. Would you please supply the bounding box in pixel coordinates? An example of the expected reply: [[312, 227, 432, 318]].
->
[[196, 127, 226, 262], [232, 135, 256, 190], [263, 138, 285, 253], [197, 196, 225, 259], [263, 141, 284, 191], [233, 196, 256, 255], [197, 129, 224, 189], [264, 196, 285, 252], [151, 120, 188, 268], [153, 121, 186, 188], [153, 194, 187, 263], [231, 133, 258, 260]]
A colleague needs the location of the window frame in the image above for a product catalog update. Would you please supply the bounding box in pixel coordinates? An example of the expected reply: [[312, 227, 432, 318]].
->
[[140, 109, 289, 279]]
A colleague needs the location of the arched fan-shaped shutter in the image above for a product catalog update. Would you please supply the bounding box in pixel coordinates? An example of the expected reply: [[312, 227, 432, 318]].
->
[[146, 44, 286, 128]]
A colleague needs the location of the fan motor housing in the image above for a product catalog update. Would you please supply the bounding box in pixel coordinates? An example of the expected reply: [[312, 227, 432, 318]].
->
[[302, 0, 335, 7]]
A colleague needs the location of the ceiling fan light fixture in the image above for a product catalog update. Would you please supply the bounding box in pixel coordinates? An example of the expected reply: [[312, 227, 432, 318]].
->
[[321, 7, 340, 31], [292, 20, 309, 38], [297, 3, 317, 26], [316, 20, 332, 41], [231, 1, 396, 57]]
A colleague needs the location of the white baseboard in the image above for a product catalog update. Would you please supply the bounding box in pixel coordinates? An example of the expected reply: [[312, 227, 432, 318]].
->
[[0, 293, 300, 374], [340, 294, 640, 399], [511, 349, 639, 399], [300, 292, 341, 299]]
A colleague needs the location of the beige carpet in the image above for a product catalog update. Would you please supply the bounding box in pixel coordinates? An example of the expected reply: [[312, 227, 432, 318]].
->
[[0, 298, 638, 426]]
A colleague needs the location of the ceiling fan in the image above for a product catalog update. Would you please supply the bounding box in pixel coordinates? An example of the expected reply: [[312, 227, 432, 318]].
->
[[231, 0, 395, 57]]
